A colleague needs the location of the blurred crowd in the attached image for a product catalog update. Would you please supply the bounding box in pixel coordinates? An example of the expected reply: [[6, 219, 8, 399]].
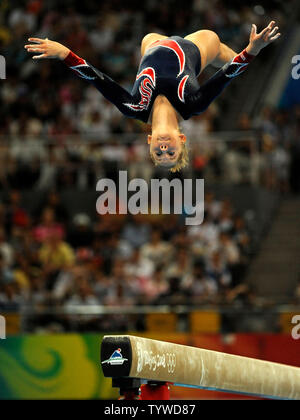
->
[[0, 188, 257, 331], [0, 105, 299, 193]]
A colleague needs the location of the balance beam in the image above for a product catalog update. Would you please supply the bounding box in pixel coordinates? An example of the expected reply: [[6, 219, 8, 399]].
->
[[101, 335, 300, 400]]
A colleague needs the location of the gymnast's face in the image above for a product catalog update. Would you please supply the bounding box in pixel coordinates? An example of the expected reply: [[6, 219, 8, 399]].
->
[[148, 129, 186, 168]]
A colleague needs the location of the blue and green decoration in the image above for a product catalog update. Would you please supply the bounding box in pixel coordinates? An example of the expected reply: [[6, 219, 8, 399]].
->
[[0, 334, 117, 399]]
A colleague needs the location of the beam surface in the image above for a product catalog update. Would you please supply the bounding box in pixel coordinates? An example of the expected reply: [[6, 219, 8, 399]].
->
[[101, 335, 300, 400]]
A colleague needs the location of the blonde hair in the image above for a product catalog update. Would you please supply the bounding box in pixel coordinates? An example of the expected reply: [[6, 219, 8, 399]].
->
[[150, 141, 189, 173]]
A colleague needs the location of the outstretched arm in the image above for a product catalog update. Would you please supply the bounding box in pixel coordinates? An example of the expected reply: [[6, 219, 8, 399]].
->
[[24, 38, 148, 122], [246, 20, 281, 56], [187, 21, 281, 116], [211, 20, 281, 67]]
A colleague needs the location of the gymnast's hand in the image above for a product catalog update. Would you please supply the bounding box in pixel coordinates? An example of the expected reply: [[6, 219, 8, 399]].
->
[[246, 21, 281, 56], [24, 38, 70, 60]]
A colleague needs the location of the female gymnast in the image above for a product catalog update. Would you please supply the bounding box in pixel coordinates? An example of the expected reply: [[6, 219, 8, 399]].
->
[[25, 21, 280, 172]]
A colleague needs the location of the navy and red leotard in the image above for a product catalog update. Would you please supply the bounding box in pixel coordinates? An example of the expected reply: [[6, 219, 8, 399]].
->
[[64, 35, 254, 123]]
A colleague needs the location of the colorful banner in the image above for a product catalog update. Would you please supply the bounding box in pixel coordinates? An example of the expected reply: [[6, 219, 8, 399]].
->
[[0, 334, 118, 399], [0, 333, 299, 399]]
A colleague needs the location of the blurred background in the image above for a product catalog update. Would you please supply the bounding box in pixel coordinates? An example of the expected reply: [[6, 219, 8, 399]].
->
[[0, 0, 299, 400]]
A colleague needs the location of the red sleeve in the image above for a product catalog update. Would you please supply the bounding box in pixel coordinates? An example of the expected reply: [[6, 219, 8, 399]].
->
[[64, 50, 85, 67], [233, 49, 255, 64]]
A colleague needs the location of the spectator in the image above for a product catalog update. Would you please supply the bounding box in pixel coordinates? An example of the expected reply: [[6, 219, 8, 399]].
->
[[188, 214, 219, 256], [67, 213, 94, 249], [206, 250, 232, 294], [140, 230, 174, 268], [165, 248, 192, 286], [219, 231, 242, 286], [0, 281, 23, 311], [33, 207, 65, 243], [34, 191, 69, 223], [39, 230, 75, 276], [124, 248, 155, 290], [144, 268, 169, 303], [0, 228, 14, 268], [121, 215, 151, 248], [0, 253, 14, 287], [189, 260, 218, 303], [64, 277, 100, 331], [4, 190, 29, 234]]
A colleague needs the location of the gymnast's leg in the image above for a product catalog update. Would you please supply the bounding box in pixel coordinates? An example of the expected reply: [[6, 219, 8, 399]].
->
[[140, 33, 168, 57], [141, 31, 236, 68], [184, 29, 237, 72]]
